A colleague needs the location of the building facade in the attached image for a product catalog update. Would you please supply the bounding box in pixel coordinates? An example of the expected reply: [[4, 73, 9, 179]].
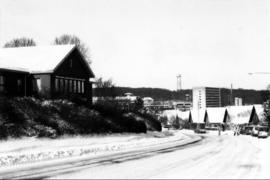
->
[[0, 45, 94, 103], [192, 87, 221, 109], [234, 97, 243, 106]]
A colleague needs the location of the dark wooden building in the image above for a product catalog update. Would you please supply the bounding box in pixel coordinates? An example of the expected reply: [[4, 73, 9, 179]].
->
[[0, 45, 94, 103]]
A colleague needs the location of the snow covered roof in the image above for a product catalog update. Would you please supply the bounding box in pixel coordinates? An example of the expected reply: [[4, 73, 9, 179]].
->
[[143, 97, 154, 101], [226, 105, 254, 124], [178, 111, 191, 121], [254, 104, 264, 121], [162, 110, 190, 121], [189, 109, 206, 123], [205, 107, 228, 123], [0, 45, 93, 75]]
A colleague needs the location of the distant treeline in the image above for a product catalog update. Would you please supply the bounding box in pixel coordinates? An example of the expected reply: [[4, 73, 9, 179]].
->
[[220, 88, 270, 106], [94, 87, 270, 105]]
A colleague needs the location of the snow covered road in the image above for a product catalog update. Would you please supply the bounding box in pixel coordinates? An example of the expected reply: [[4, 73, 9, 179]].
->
[[0, 131, 200, 179], [0, 131, 269, 179], [53, 132, 270, 179]]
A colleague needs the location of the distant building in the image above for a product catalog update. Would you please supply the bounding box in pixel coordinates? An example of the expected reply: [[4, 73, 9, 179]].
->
[[143, 97, 154, 106], [115, 92, 137, 102], [234, 97, 243, 106], [173, 101, 192, 111], [192, 87, 221, 109]]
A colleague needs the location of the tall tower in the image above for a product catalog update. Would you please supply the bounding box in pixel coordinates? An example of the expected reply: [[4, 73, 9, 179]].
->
[[176, 74, 182, 91]]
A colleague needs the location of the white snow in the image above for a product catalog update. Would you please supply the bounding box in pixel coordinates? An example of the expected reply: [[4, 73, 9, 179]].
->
[[52, 131, 270, 179], [0, 131, 188, 167], [226, 105, 254, 124], [161, 110, 190, 124], [0, 45, 75, 73], [189, 109, 206, 123], [206, 107, 227, 123]]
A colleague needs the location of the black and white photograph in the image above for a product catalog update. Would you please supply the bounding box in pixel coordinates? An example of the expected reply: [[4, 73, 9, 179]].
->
[[0, 0, 270, 179]]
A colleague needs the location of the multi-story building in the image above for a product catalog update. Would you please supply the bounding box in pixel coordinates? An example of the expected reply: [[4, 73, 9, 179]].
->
[[192, 87, 221, 109]]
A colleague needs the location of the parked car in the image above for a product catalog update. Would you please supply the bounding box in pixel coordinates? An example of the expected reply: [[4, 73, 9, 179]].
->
[[257, 126, 269, 139], [252, 126, 260, 137], [205, 124, 220, 131], [194, 128, 207, 134], [164, 124, 172, 129], [240, 126, 247, 135], [243, 126, 255, 135]]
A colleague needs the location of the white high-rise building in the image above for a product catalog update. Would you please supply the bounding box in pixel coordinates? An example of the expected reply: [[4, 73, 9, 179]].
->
[[192, 87, 221, 109]]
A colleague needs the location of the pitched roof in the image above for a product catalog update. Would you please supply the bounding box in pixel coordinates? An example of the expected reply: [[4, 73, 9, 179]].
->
[[205, 107, 228, 123], [162, 110, 190, 121], [226, 105, 254, 124], [189, 109, 206, 123], [254, 104, 264, 121], [0, 45, 94, 77]]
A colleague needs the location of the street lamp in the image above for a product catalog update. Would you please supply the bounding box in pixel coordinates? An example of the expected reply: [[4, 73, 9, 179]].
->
[[248, 72, 270, 75]]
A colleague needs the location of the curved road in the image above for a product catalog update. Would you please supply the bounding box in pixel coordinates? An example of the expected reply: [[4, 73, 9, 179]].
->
[[53, 133, 267, 179]]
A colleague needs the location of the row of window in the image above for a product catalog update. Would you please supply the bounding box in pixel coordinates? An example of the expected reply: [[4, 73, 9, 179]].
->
[[55, 78, 85, 94], [0, 75, 86, 95]]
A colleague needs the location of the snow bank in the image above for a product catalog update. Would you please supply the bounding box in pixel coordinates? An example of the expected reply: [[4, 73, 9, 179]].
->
[[0, 131, 188, 167]]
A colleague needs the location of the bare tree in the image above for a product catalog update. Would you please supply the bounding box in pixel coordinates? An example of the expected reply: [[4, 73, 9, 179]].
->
[[95, 77, 114, 88], [94, 77, 115, 97], [3, 37, 36, 48], [53, 34, 91, 64]]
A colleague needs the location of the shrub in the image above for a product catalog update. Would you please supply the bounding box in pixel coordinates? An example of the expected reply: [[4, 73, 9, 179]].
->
[[0, 97, 149, 139], [135, 111, 162, 131], [172, 115, 180, 129]]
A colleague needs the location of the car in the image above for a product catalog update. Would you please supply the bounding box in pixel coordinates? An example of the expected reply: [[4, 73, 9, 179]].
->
[[194, 128, 207, 134], [257, 126, 269, 138], [243, 126, 255, 135], [163, 124, 172, 129], [258, 131, 268, 138], [205, 125, 220, 131], [240, 126, 247, 135], [252, 126, 260, 137]]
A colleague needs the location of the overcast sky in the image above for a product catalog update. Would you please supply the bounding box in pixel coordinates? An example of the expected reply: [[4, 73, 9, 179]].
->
[[1, 0, 270, 90]]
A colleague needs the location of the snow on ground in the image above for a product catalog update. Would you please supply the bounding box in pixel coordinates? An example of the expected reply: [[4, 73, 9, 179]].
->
[[52, 130, 270, 179], [0, 131, 188, 167], [248, 135, 270, 179]]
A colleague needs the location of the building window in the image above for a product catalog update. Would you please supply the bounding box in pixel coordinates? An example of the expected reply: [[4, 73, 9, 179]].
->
[[81, 81, 84, 93], [78, 81, 81, 93], [32, 78, 41, 92], [65, 79, 69, 93], [17, 79, 22, 93], [0, 75, 4, 92], [59, 79, 64, 92], [73, 80, 77, 93], [55, 78, 59, 92], [69, 80, 73, 93]]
